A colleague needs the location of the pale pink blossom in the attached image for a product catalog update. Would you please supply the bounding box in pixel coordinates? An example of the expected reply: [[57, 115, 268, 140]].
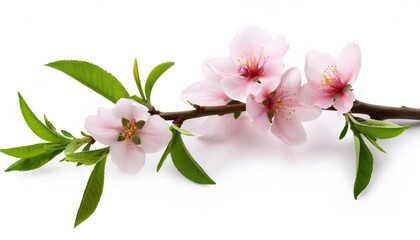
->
[[181, 60, 250, 139], [85, 99, 171, 174], [207, 25, 289, 100], [301, 43, 361, 114], [246, 68, 321, 145]]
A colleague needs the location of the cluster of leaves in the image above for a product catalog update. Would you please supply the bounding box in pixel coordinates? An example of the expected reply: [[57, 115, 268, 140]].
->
[[1, 59, 216, 227], [339, 113, 409, 199], [0, 92, 108, 227]]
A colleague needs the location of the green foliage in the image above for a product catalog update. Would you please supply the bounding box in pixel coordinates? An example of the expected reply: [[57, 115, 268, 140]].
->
[[352, 132, 374, 199], [66, 147, 109, 166], [133, 59, 146, 99], [171, 124, 194, 136], [61, 130, 75, 139], [344, 113, 409, 199], [74, 158, 106, 228], [339, 116, 349, 140], [64, 140, 86, 155], [18, 93, 68, 143], [170, 131, 215, 184], [156, 130, 176, 172], [145, 62, 174, 101], [5, 148, 65, 172], [349, 115, 409, 139], [0, 143, 62, 158], [46, 60, 129, 103]]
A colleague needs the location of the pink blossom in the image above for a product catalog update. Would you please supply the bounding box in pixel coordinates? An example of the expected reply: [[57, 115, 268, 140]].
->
[[181, 60, 250, 139], [208, 25, 289, 100], [246, 68, 321, 145], [301, 43, 361, 114], [85, 99, 171, 174]]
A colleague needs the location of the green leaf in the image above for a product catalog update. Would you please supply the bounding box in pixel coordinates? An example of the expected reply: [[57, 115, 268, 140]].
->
[[339, 116, 349, 140], [129, 95, 149, 108], [66, 148, 109, 165], [363, 134, 386, 153], [353, 132, 374, 199], [61, 130, 74, 139], [44, 114, 56, 130], [83, 143, 92, 151], [0, 143, 63, 158], [81, 131, 90, 138], [145, 62, 174, 101], [170, 131, 215, 184], [171, 125, 194, 136], [133, 58, 146, 100], [46, 60, 129, 103], [74, 158, 106, 228], [18, 93, 68, 143], [5, 148, 64, 172], [156, 131, 176, 172], [65, 140, 85, 155], [349, 115, 409, 139]]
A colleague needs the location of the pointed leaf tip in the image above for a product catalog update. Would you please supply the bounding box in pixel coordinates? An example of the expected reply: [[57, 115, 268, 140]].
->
[[170, 131, 215, 184], [18, 93, 68, 143], [74, 158, 106, 228], [352, 132, 374, 200], [145, 62, 174, 101]]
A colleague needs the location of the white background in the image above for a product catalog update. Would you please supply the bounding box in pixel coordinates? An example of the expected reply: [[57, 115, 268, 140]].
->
[[1, 0, 420, 239]]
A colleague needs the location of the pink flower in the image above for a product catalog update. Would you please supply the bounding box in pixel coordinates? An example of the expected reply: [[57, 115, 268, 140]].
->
[[85, 99, 171, 174], [181, 60, 250, 139], [181, 58, 232, 106], [208, 25, 289, 100], [246, 68, 321, 145], [301, 43, 361, 114]]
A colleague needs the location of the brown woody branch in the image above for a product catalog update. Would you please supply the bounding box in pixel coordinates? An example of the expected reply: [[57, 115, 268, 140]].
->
[[149, 100, 420, 125]]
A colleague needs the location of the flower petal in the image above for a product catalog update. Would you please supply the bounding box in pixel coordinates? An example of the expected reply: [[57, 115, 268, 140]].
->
[[110, 141, 145, 174], [181, 80, 230, 106], [291, 105, 321, 122], [113, 99, 148, 121], [246, 95, 270, 132], [300, 83, 334, 108], [336, 43, 361, 85], [140, 115, 171, 153], [271, 118, 307, 145], [205, 57, 237, 78], [221, 75, 260, 100], [304, 50, 336, 86], [261, 59, 284, 80], [229, 25, 272, 61], [184, 114, 233, 139], [280, 67, 301, 98], [264, 35, 289, 59], [85, 108, 120, 146], [333, 91, 355, 114]]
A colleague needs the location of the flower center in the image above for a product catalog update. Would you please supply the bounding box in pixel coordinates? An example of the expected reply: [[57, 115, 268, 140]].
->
[[238, 47, 269, 81], [321, 65, 338, 87], [122, 121, 136, 138], [118, 118, 145, 145], [320, 65, 348, 97], [263, 87, 296, 122]]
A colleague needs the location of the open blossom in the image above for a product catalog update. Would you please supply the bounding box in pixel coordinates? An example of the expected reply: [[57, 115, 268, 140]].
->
[[85, 99, 171, 174], [207, 25, 289, 100], [181, 59, 231, 106], [246, 68, 321, 145], [181, 61, 251, 139], [301, 43, 361, 114]]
